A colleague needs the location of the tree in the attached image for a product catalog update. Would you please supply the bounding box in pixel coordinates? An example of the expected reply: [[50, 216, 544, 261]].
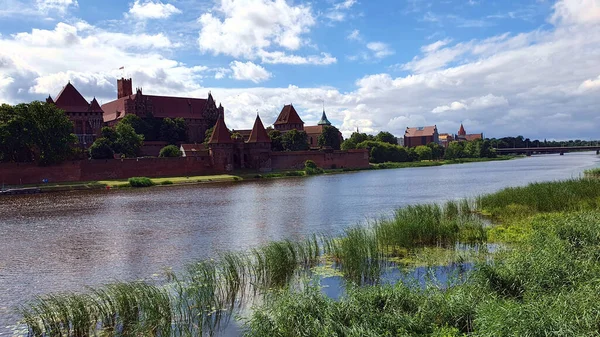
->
[[414, 145, 433, 161], [479, 139, 496, 158], [89, 138, 114, 159], [0, 104, 33, 163], [100, 126, 118, 143], [317, 125, 342, 150], [282, 129, 309, 151], [159, 144, 182, 157], [427, 142, 445, 160], [356, 140, 410, 163], [160, 117, 187, 144], [120, 114, 152, 137], [0, 102, 77, 166], [341, 132, 373, 150], [376, 131, 398, 145], [114, 122, 144, 157], [445, 141, 466, 160], [269, 130, 284, 151]]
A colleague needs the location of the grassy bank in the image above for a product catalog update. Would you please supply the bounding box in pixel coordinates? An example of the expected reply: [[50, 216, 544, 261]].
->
[[370, 155, 518, 169]]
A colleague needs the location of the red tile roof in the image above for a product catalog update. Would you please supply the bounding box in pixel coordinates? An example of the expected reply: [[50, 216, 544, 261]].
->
[[101, 94, 209, 122], [54, 82, 90, 113], [304, 125, 323, 135], [208, 114, 233, 144], [88, 98, 104, 113], [247, 115, 271, 143], [274, 104, 304, 125], [405, 126, 437, 137], [464, 134, 483, 141], [458, 123, 466, 136]]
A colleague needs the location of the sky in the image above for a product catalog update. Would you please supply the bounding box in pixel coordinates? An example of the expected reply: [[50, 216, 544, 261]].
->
[[0, 0, 599, 140]]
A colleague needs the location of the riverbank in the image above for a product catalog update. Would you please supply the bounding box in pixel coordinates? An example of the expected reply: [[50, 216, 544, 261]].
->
[[3, 155, 519, 194], [16, 175, 600, 336]]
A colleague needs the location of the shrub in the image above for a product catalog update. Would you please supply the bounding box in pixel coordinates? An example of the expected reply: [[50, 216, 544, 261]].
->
[[158, 145, 182, 158], [160, 180, 173, 185], [304, 160, 324, 175], [304, 160, 317, 169], [128, 177, 155, 187], [89, 138, 114, 159]]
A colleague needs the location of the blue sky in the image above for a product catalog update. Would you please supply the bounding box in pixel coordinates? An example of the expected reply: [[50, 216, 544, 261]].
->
[[0, 0, 599, 139]]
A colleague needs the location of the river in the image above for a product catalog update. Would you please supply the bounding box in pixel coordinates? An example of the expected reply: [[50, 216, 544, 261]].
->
[[0, 153, 599, 335]]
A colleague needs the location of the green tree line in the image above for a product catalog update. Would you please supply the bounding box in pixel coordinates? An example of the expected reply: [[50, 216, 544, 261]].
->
[[341, 131, 495, 163], [0, 102, 77, 166]]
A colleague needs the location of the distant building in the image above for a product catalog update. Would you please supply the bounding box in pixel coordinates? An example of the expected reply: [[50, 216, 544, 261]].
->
[[396, 137, 404, 147], [101, 78, 222, 143], [180, 143, 207, 157], [46, 82, 104, 148], [439, 133, 454, 147], [272, 104, 341, 149], [455, 124, 483, 142], [404, 126, 439, 148]]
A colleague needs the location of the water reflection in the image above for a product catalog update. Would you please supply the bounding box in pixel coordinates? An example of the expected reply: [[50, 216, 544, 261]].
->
[[0, 153, 599, 335]]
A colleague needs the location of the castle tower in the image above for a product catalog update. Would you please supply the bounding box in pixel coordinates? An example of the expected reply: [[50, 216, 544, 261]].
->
[[208, 112, 234, 172], [317, 109, 332, 126], [274, 104, 304, 131], [117, 78, 133, 98], [458, 123, 466, 136], [246, 114, 272, 171]]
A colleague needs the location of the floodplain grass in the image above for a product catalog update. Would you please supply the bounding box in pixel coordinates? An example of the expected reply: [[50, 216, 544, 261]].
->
[[20, 177, 600, 336], [584, 167, 600, 177], [127, 177, 155, 187]]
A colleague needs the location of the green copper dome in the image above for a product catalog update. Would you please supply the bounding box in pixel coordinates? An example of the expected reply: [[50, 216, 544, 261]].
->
[[317, 110, 332, 126]]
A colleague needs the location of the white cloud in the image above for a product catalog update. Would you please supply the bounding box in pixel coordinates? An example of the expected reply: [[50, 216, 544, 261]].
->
[[432, 94, 508, 113], [230, 61, 272, 83], [334, 0, 357, 10], [128, 0, 181, 20], [347, 29, 361, 41], [551, 0, 600, 25], [36, 0, 77, 14], [198, 0, 315, 59], [366, 42, 395, 58], [259, 51, 336, 65], [579, 75, 600, 91], [325, 0, 358, 23], [421, 39, 452, 53]]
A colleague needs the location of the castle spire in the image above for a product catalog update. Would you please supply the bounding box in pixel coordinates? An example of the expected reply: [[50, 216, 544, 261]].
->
[[458, 123, 466, 136], [208, 112, 233, 144], [247, 114, 271, 143], [317, 109, 331, 126]]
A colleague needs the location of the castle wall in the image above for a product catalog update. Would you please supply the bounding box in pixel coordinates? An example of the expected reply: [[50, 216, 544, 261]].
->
[[0, 157, 214, 185], [270, 149, 370, 170], [0, 149, 369, 185]]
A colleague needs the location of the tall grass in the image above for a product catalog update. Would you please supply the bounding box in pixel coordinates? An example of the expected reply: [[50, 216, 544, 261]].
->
[[245, 211, 600, 336], [37, 179, 600, 336], [477, 178, 600, 217]]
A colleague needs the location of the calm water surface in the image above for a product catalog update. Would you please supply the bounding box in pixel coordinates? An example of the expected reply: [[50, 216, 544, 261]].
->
[[1, 153, 599, 334]]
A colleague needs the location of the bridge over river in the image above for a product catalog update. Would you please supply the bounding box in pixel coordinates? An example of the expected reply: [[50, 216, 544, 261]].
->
[[496, 146, 600, 156]]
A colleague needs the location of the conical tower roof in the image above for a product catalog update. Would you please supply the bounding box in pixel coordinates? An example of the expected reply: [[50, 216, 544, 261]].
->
[[54, 82, 90, 113], [247, 114, 271, 143], [458, 123, 466, 136], [274, 104, 304, 125], [208, 113, 233, 144], [88, 97, 104, 113], [317, 110, 331, 126]]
